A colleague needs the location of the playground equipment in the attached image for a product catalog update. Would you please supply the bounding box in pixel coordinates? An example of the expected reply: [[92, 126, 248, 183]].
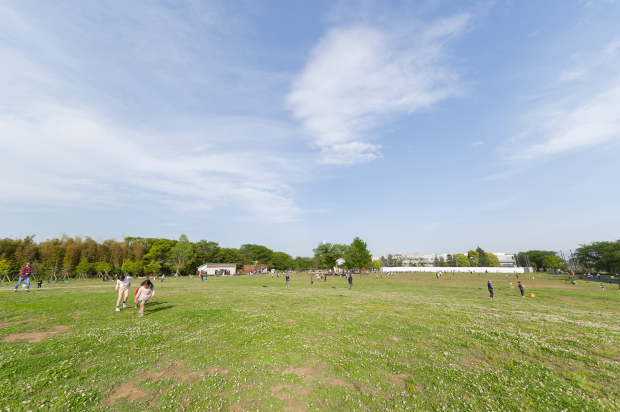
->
[[45, 259, 60, 284]]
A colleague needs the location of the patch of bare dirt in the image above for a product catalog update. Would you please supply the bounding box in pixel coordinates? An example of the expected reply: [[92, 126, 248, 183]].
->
[[274, 363, 349, 387], [102, 361, 226, 407], [2, 325, 70, 342], [270, 384, 309, 412], [460, 357, 488, 370], [0, 318, 39, 328], [388, 373, 411, 388], [284, 319, 296, 324], [104, 383, 151, 406], [206, 366, 228, 374]]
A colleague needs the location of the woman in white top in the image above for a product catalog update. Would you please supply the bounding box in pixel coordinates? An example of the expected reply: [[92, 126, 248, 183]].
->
[[115, 274, 133, 311]]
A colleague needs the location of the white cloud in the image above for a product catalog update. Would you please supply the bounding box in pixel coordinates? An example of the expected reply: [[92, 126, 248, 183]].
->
[[559, 39, 620, 83], [287, 14, 471, 164], [320, 142, 382, 165], [494, 22, 620, 175], [0, 1, 312, 223], [0, 103, 303, 222], [506, 82, 620, 160], [472, 141, 484, 147]]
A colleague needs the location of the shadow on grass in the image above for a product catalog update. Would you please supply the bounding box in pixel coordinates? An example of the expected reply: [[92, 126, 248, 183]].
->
[[145, 301, 175, 313]]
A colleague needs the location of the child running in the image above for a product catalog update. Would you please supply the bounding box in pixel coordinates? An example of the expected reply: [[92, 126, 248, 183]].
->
[[285, 274, 290, 287], [348, 274, 353, 289], [134, 279, 156, 317], [518, 281, 525, 298], [115, 274, 133, 311]]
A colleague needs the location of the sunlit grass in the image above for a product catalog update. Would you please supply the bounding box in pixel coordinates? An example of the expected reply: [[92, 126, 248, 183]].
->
[[1, 272, 619, 411]]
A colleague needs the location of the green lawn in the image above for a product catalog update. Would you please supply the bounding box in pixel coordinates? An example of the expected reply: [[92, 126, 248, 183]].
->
[[1, 272, 619, 411]]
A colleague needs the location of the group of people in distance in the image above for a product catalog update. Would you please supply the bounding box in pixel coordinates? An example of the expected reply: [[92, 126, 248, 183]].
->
[[487, 278, 528, 299], [114, 274, 156, 317], [13, 261, 617, 315]]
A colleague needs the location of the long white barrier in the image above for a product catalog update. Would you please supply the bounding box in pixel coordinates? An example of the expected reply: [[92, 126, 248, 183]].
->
[[380, 266, 528, 273]]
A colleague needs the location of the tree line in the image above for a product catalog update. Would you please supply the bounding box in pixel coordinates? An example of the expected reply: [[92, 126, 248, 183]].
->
[[312, 237, 373, 274], [0, 234, 375, 278], [2, 234, 617, 277], [0, 234, 318, 278], [514, 242, 620, 273]]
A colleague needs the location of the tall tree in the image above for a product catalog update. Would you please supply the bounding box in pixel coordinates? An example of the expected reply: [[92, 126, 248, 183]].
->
[[455, 254, 470, 267], [344, 237, 372, 270], [467, 250, 479, 267], [486, 253, 501, 267], [219, 248, 243, 271], [95, 262, 113, 276], [167, 234, 195, 276], [476, 247, 489, 267], [575, 241, 620, 273], [143, 260, 162, 276], [518, 250, 560, 270], [75, 258, 94, 275], [142, 238, 177, 272], [239, 244, 273, 265], [542, 255, 566, 271], [313, 243, 348, 275], [271, 252, 292, 270], [121, 259, 141, 275], [194, 240, 221, 264]]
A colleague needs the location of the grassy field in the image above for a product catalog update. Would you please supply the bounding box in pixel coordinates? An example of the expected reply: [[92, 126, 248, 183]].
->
[[1, 272, 619, 412]]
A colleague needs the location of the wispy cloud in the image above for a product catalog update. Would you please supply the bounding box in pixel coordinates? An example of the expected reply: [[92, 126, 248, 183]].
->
[[506, 82, 620, 160], [472, 141, 484, 147], [0, 1, 306, 223], [287, 13, 472, 164], [0, 103, 303, 222], [495, 26, 620, 173]]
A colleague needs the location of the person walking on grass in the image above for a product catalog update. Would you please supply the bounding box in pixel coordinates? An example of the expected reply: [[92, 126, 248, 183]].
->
[[134, 279, 155, 317], [285, 274, 290, 288], [161, 274, 165, 283], [115, 274, 133, 311], [14, 262, 34, 292], [488, 280, 494, 299], [37, 278, 43, 289], [348, 273, 353, 289], [310, 276, 314, 286], [518, 281, 526, 298]]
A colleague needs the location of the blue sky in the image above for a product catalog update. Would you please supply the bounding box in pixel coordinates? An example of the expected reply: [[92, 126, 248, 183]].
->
[[1, 0, 619, 257]]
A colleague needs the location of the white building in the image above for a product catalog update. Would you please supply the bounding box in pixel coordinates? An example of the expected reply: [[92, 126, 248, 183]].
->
[[380, 252, 518, 268], [492, 253, 517, 267], [196, 263, 237, 276]]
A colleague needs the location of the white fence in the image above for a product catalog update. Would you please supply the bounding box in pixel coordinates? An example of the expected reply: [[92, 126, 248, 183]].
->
[[380, 266, 530, 273]]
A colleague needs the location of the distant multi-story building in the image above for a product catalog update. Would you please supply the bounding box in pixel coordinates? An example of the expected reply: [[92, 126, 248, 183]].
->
[[378, 252, 518, 267], [493, 253, 517, 267]]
